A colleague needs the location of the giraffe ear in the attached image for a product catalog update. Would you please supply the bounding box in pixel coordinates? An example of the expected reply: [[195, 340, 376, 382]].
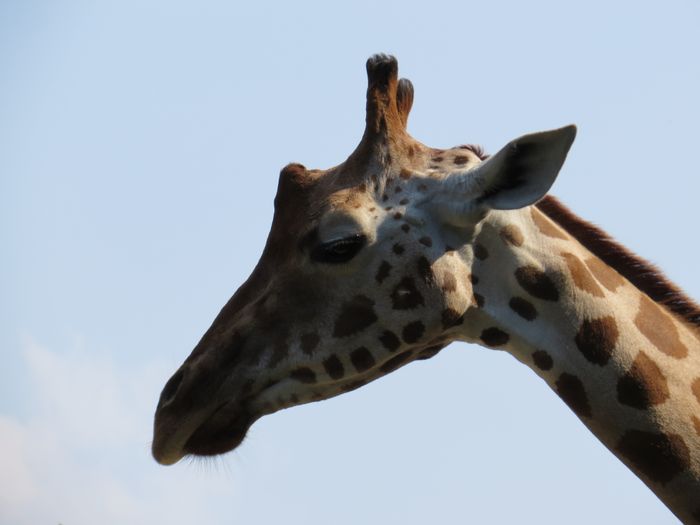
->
[[468, 125, 577, 210]]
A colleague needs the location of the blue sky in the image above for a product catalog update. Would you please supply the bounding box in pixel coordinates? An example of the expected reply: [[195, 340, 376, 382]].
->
[[2, 1, 699, 523]]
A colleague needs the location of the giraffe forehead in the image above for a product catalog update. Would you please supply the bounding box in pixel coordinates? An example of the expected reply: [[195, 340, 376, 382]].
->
[[295, 143, 488, 237], [314, 182, 420, 237]]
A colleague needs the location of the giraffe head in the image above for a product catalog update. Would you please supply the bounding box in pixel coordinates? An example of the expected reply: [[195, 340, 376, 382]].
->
[[152, 54, 576, 465]]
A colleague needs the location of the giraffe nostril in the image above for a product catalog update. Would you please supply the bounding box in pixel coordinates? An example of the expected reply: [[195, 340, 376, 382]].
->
[[160, 368, 185, 407]]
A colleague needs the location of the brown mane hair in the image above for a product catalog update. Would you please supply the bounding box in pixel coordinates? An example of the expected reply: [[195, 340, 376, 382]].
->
[[536, 195, 700, 328]]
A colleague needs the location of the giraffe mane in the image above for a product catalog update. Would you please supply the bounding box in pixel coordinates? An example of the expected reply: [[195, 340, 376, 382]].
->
[[536, 195, 700, 329]]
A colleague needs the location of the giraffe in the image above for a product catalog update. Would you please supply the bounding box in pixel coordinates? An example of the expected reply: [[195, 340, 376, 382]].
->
[[152, 55, 700, 522]]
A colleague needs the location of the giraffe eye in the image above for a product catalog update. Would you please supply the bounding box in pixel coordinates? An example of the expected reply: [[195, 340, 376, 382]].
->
[[311, 234, 367, 264]]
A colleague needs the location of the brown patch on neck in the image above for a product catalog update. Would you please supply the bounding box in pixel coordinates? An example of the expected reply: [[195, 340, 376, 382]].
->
[[617, 351, 670, 409], [531, 207, 568, 239], [536, 195, 700, 328], [635, 294, 688, 359], [561, 252, 605, 298], [584, 256, 625, 292]]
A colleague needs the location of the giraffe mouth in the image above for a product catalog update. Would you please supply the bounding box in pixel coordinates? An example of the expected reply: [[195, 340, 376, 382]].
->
[[182, 399, 258, 457], [153, 382, 274, 465]]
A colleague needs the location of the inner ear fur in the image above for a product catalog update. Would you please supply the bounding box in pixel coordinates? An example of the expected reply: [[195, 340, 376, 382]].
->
[[474, 125, 577, 210]]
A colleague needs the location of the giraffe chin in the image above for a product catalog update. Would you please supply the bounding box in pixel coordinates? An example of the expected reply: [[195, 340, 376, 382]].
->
[[183, 404, 257, 457]]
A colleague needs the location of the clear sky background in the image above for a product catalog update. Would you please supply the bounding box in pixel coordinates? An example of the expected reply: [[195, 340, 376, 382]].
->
[[2, 1, 699, 524]]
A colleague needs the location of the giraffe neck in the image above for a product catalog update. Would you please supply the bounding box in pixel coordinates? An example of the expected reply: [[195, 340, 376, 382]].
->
[[456, 204, 700, 523]]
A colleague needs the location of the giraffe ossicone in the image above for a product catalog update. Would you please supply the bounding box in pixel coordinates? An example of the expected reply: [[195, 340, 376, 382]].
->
[[152, 54, 700, 523]]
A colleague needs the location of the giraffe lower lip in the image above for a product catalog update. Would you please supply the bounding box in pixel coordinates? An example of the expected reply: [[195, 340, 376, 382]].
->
[[183, 404, 256, 456], [181, 379, 281, 457]]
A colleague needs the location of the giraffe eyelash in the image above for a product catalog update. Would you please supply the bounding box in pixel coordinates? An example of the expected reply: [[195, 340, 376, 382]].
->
[[310, 234, 367, 264]]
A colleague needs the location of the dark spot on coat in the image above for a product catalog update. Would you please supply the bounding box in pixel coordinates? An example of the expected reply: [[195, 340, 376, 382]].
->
[[401, 224, 410, 233], [333, 295, 378, 338], [392, 243, 405, 255], [419, 236, 433, 247], [515, 265, 559, 301], [532, 350, 553, 371], [509, 296, 537, 321], [617, 352, 670, 409], [399, 198, 409, 205], [379, 330, 401, 351], [376, 261, 392, 284], [323, 355, 345, 380], [350, 347, 376, 372], [556, 373, 592, 418], [616, 430, 690, 485], [402, 321, 425, 343], [480, 327, 509, 347], [575, 316, 619, 366], [393, 212, 403, 220], [391, 277, 425, 310]]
